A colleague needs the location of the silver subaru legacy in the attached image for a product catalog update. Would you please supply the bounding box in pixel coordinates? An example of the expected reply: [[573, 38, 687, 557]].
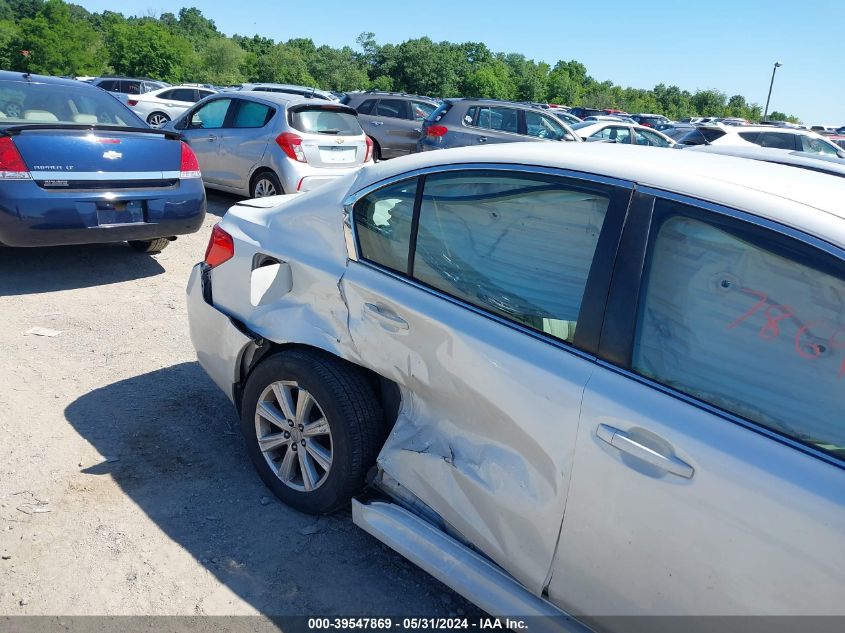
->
[[166, 92, 373, 198], [186, 142, 845, 632]]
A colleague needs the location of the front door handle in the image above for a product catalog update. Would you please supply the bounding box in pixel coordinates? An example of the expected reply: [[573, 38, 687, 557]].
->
[[596, 424, 694, 479], [364, 303, 409, 330], [206, 134, 218, 141], [478, 136, 488, 143], [371, 121, 384, 126]]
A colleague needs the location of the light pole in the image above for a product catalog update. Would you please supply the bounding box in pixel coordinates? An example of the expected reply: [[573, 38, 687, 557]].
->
[[763, 61, 782, 121]]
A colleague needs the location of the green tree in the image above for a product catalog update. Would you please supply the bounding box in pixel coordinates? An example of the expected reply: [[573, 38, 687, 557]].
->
[[199, 37, 244, 85], [464, 59, 514, 99], [9, 0, 105, 75], [255, 43, 314, 85], [105, 19, 193, 82]]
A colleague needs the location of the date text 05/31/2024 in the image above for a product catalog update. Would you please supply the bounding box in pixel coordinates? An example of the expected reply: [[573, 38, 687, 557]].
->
[[307, 618, 529, 630]]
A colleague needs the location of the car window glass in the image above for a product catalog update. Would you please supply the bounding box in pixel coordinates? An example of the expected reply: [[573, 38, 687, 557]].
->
[[593, 126, 630, 143], [198, 90, 214, 99], [376, 99, 407, 119], [800, 135, 839, 156], [413, 170, 610, 344], [190, 98, 231, 129], [289, 107, 361, 135], [632, 202, 845, 459], [758, 132, 796, 150], [636, 129, 671, 147], [97, 80, 118, 92], [123, 81, 142, 95], [356, 99, 376, 115], [411, 101, 437, 122], [474, 107, 519, 133], [525, 111, 567, 140], [354, 179, 417, 274], [169, 88, 195, 102], [157, 90, 174, 100], [233, 100, 273, 128], [463, 106, 477, 125]]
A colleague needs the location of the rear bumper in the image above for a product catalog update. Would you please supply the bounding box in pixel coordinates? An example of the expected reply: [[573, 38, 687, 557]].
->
[[277, 160, 365, 194], [186, 263, 254, 403], [0, 179, 206, 247]]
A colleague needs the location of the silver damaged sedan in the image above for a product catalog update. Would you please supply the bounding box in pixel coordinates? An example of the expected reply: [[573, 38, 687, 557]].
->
[[187, 142, 845, 632]]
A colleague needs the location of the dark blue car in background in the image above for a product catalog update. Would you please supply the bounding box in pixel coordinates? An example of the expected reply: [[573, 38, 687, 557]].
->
[[0, 71, 205, 253]]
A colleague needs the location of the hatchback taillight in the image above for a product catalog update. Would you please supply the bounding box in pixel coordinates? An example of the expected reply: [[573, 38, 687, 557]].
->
[[127, 100, 138, 106], [364, 135, 374, 162], [204, 224, 234, 269], [426, 125, 448, 137], [180, 141, 201, 179], [276, 132, 307, 163], [0, 137, 31, 180]]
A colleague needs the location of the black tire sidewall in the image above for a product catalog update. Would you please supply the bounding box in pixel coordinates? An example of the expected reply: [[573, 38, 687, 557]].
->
[[240, 353, 366, 515], [250, 171, 283, 198]]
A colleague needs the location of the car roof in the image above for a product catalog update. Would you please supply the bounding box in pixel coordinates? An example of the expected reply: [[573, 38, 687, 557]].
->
[[232, 91, 352, 109], [348, 142, 845, 250], [684, 144, 845, 175], [0, 70, 89, 88]]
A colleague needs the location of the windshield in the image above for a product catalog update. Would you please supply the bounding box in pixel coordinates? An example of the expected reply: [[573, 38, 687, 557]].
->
[[0, 79, 144, 127], [289, 106, 361, 136]]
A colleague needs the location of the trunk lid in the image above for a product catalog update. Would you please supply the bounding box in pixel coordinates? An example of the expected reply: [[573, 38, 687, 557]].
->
[[8, 126, 183, 188]]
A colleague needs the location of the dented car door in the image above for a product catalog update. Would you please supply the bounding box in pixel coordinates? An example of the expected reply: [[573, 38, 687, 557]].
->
[[340, 166, 632, 594]]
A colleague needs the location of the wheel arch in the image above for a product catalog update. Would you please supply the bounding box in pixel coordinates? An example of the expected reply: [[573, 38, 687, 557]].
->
[[249, 167, 284, 196], [235, 340, 401, 432]]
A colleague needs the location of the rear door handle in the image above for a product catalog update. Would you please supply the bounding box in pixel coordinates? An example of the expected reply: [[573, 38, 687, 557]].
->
[[596, 424, 694, 479], [371, 121, 384, 126], [206, 134, 218, 141], [364, 303, 409, 330], [478, 136, 488, 143]]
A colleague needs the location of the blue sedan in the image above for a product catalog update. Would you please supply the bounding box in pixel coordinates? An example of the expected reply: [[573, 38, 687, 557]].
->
[[0, 71, 205, 252]]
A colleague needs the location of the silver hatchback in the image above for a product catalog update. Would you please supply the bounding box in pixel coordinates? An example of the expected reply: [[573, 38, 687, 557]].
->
[[167, 92, 373, 197]]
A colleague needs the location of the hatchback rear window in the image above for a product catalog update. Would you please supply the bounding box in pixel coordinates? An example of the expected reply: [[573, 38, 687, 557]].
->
[[426, 101, 452, 123], [289, 106, 361, 136], [676, 127, 727, 146], [0, 79, 141, 126]]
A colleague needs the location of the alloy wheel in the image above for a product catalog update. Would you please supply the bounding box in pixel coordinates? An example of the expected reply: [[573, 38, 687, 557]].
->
[[254, 381, 333, 492], [254, 178, 277, 197]]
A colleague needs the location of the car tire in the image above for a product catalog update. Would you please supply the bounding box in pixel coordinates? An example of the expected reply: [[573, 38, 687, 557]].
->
[[250, 170, 283, 198], [240, 350, 384, 515], [147, 112, 170, 128], [128, 237, 170, 253]]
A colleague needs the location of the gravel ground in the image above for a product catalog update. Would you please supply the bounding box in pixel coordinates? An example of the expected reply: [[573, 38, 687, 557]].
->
[[0, 192, 478, 619]]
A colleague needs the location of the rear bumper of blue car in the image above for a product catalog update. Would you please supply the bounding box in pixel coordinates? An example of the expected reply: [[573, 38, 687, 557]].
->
[[0, 178, 206, 247]]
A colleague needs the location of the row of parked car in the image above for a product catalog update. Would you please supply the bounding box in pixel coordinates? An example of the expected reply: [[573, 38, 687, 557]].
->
[[3, 68, 845, 630]]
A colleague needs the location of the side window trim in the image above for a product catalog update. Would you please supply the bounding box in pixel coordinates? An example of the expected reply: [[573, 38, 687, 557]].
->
[[347, 165, 633, 355]]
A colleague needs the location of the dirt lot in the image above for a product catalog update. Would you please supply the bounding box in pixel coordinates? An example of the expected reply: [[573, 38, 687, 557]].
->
[[0, 192, 477, 618]]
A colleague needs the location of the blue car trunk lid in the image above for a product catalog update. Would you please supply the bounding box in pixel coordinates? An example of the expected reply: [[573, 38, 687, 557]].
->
[[10, 127, 182, 189]]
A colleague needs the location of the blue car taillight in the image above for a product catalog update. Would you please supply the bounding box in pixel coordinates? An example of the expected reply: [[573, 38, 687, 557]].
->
[[0, 137, 31, 180]]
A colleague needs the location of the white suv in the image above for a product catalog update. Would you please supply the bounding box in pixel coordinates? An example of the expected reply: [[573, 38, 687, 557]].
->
[[187, 143, 845, 629], [679, 124, 844, 156]]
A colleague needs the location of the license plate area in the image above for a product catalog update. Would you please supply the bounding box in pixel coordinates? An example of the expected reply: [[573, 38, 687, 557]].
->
[[319, 146, 356, 163], [96, 200, 146, 225]]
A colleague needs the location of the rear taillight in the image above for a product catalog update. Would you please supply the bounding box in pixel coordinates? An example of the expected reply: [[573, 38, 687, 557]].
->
[[0, 137, 30, 179], [364, 135, 374, 162], [426, 125, 448, 137], [276, 132, 307, 163], [180, 141, 201, 179], [127, 100, 138, 106], [204, 224, 234, 269]]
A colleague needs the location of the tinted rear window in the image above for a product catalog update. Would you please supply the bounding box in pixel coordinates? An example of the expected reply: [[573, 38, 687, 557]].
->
[[0, 79, 141, 126], [677, 127, 727, 146], [427, 101, 452, 123], [289, 106, 361, 135]]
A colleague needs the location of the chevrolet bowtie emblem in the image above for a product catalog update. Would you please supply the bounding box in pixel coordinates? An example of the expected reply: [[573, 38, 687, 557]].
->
[[335, 138, 345, 144], [102, 150, 122, 160]]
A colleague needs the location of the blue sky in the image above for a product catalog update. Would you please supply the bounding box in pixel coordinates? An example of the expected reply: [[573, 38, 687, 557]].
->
[[76, 0, 843, 124]]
